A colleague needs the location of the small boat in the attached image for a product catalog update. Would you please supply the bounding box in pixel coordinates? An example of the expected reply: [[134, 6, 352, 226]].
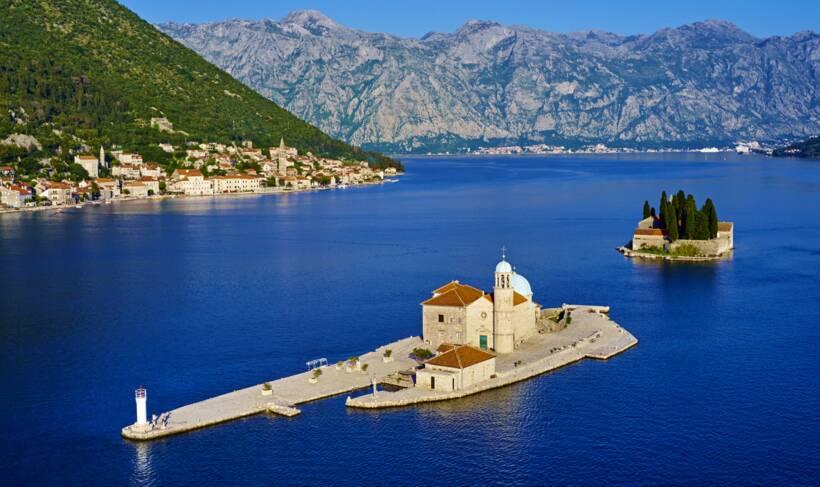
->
[[75, 204, 83, 209], [338, 184, 349, 189]]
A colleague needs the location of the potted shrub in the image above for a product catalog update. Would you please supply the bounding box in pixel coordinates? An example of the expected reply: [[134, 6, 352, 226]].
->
[[261, 382, 272, 396], [412, 348, 433, 360], [383, 349, 393, 363], [335, 361, 343, 370], [309, 368, 322, 384], [361, 363, 369, 374]]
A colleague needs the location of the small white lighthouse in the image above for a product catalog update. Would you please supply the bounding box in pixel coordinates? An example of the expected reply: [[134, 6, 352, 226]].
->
[[135, 386, 148, 429]]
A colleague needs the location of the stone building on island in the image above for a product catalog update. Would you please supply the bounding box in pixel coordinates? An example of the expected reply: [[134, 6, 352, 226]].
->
[[415, 344, 496, 392], [631, 216, 734, 256], [416, 252, 541, 391], [421, 253, 540, 354]]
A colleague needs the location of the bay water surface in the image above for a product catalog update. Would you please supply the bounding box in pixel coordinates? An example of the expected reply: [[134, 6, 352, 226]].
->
[[1, 154, 819, 485]]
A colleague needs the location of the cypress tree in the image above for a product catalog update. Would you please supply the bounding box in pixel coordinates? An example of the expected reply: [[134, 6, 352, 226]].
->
[[659, 191, 668, 218], [704, 198, 718, 238], [694, 211, 710, 240], [643, 200, 651, 219], [660, 198, 670, 230], [676, 190, 686, 212], [667, 205, 679, 241], [684, 197, 696, 239]]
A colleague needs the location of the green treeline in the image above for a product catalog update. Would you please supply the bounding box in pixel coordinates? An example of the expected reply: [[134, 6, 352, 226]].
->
[[642, 190, 718, 241]]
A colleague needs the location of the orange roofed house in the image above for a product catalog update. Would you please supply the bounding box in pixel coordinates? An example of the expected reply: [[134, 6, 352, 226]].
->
[[416, 344, 497, 392]]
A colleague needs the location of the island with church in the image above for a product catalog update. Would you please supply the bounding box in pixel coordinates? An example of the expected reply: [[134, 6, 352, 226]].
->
[[122, 251, 637, 440], [618, 190, 734, 261]]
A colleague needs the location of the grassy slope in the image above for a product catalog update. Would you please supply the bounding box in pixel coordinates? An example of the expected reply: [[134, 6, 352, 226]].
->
[[0, 0, 398, 168]]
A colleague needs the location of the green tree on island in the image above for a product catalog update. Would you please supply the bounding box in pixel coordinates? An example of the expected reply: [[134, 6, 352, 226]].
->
[[702, 198, 719, 238], [684, 195, 696, 239], [694, 211, 710, 239], [643, 191, 720, 241], [667, 205, 679, 241]]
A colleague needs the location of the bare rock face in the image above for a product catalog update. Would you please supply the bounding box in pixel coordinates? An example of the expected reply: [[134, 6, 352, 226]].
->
[[159, 14, 820, 153]]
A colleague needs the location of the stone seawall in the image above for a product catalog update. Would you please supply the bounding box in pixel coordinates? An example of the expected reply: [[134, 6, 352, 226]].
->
[[670, 237, 730, 256], [347, 308, 637, 409]]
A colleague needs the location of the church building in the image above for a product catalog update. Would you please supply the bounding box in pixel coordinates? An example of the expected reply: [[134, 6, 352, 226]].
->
[[421, 252, 540, 354]]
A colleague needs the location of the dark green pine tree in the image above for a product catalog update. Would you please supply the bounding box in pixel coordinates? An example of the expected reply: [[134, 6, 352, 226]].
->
[[703, 198, 719, 238], [676, 190, 686, 213], [659, 191, 668, 219], [694, 210, 710, 239], [660, 198, 670, 230], [643, 200, 651, 219], [684, 196, 697, 239], [667, 205, 679, 241]]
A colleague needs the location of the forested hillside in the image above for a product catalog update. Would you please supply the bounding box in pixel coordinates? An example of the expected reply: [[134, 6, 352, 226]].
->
[[0, 0, 398, 177]]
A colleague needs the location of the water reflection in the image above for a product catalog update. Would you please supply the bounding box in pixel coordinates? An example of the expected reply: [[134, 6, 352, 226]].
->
[[130, 442, 154, 486]]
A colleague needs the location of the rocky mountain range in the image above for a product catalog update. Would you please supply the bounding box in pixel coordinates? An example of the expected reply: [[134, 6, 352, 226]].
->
[[159, 11, 820, 153]]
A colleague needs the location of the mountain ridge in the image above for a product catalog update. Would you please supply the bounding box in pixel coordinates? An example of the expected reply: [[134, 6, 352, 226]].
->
[[160, 12, 820, 153]]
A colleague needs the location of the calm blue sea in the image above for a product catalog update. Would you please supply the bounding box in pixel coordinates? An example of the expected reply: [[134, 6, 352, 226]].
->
[[1, 154, 819, 486]]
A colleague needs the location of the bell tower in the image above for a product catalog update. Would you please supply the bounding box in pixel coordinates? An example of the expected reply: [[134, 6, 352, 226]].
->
[[493, 247, 515, 353]]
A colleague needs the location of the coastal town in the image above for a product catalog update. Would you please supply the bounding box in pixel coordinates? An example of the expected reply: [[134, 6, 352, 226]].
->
[[0, 130, 400, 211], [466, 141, 774, 156]]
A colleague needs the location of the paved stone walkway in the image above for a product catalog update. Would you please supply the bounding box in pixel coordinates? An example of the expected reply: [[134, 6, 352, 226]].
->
[[122, 336, 424, 440]]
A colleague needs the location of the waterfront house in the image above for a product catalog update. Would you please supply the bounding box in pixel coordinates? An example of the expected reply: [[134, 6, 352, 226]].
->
[[37, 181, 74, 205], [0, 184, 32, 208], [210, 173, 265, 193], [139, 176, 160, 195], [122, 181, 149, 198], [96, 178, 120, 200], [169, 169, 213, 196], [415, 344, 496, 392]]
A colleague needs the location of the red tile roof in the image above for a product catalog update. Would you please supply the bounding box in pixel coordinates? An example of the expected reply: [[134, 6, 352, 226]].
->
[[425, 345, 495, 369], [422, 282, 487, 307]]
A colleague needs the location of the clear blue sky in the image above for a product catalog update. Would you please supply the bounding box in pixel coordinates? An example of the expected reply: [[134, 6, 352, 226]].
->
[[120, 0, 817, 38]]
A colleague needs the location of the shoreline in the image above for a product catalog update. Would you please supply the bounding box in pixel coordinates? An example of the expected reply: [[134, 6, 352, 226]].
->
[[0, 178, 398, 216], [617, 246, 731, 262]]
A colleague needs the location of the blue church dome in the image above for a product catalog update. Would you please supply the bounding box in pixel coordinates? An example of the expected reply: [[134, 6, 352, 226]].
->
[[495, 260, 512, 273], [512, 273, 532, 296]]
